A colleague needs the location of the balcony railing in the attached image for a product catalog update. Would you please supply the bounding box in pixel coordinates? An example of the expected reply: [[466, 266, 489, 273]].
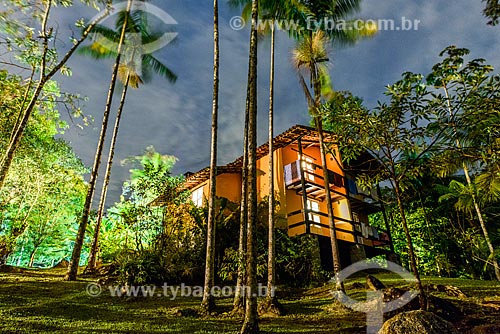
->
[[284, 160, 346, 201], [283, 159, 390, 248], [284, 160, 379, 205], [287, 209, 391, 248]]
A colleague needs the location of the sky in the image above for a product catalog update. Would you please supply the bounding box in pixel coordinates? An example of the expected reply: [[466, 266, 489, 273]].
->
[[43, 0, 500, 207]]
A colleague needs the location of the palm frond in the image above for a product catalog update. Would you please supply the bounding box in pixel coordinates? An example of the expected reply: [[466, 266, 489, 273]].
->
[[331, 0, 362, 20], [227, 0, 248, 9], [142, 54, 177, 83], [77, 43, 117, 59], [90, 24, 120, 43], [476, 170, 500, 204], [292, 30, 329, 69], [118, 64, 143, 88]]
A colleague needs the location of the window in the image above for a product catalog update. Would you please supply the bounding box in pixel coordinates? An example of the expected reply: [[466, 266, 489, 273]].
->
[[300, 155, 315, 182], [306, 199, 321, 225], [192, 187, 204, 207]]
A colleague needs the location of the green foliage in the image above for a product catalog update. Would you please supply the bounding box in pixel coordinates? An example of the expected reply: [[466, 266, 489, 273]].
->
[[439, 180, 475, 214], [322, 71, 433, 191], [274, 231, 329, 287], [115, 250, 166, 285], [370, 171, 500, 280], [113, 246, 204, 286], [483, 0, 500, 25], [96, 216, 131, 263], [0, 72, 88, 266], [428, 46, 500, 179], [322, 47, 500, 284], [0, 0, 106, 73], [220, 228, 328, 287], [101, 147, 205, 285]]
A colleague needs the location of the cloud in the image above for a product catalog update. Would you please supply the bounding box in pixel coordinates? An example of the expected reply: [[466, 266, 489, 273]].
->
[[41, 0, 500, 207]]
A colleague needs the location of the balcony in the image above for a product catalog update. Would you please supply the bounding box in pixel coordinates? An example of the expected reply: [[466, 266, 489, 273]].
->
[[287, 209, 391, 248], [284, 160, 346, 201], [284, 160, 381, 211], [284, 159, 390, 248]]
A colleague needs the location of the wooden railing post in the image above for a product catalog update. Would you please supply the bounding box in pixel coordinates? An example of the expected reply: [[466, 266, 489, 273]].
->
[[297, 137, 310, 234]]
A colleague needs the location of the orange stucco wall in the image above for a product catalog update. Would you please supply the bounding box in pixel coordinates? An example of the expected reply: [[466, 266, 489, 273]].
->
[[216, 173, 242, 203], [191, 172, 242, 205]]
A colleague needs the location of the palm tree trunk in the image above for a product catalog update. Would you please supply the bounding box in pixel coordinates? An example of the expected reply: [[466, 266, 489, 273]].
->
[[240, 0, 259, 333], [64, 0, 133, 281], [260, 22, 284, 315], [201, 0, 220, 314], [86, 75, 131, 273], [310, 66, 344, 292], [393, 178, 427, 309], [463, 165, 500, 281], [314, 117, 344, 291], [266, 22, 278, 303], [233, 100, 249, 314]]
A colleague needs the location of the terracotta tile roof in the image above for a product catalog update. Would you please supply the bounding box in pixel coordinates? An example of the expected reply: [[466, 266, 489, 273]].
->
[[184, 124, 335, 190]]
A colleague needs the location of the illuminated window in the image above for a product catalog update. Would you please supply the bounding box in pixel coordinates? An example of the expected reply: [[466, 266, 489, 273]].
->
[[192, 187, 204, 207], [307, 199, 321, 225], [300, 156, 315, 181]]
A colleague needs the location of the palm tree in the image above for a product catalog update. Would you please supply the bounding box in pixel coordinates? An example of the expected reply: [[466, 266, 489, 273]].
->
[[65, 0, 134, 281], [83, 5, 177, 273], [228, 0, 304, 315], [265, 20, 278, 310], [291, 0, 375, 291], [458, 169, 500, 281], [438, 72, 500, 281], [293, 30, 345, 290], [201, 0, 220, 314], [240, 0, 259, 332], [65, 1, 177, 280], [484, 0, 500, 25], [439, 177, 500, 280]]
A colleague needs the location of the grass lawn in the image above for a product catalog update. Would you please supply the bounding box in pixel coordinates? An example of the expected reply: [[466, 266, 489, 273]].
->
[[1, 268, 499, 333]]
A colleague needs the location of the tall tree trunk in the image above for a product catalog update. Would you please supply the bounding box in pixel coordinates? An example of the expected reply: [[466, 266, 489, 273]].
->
[[86, 75, 131, 273], [240, 0, 259, 333], [201, 0, 220, 314], [0, 3, 109, 189], [65, 0, 133, 281], [28, 246, 38, 267], [310, 65, 343, 292], [314, 117, 343, 291], [463, 165, 500, 281], [260, 22, 284, 315], [233, 96, 249, 314], [393, 179, 427, 309], [266, 23, 276, 299]]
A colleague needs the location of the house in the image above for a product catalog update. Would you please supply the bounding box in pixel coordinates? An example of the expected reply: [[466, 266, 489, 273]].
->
[[184, 125, 394, 269]]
